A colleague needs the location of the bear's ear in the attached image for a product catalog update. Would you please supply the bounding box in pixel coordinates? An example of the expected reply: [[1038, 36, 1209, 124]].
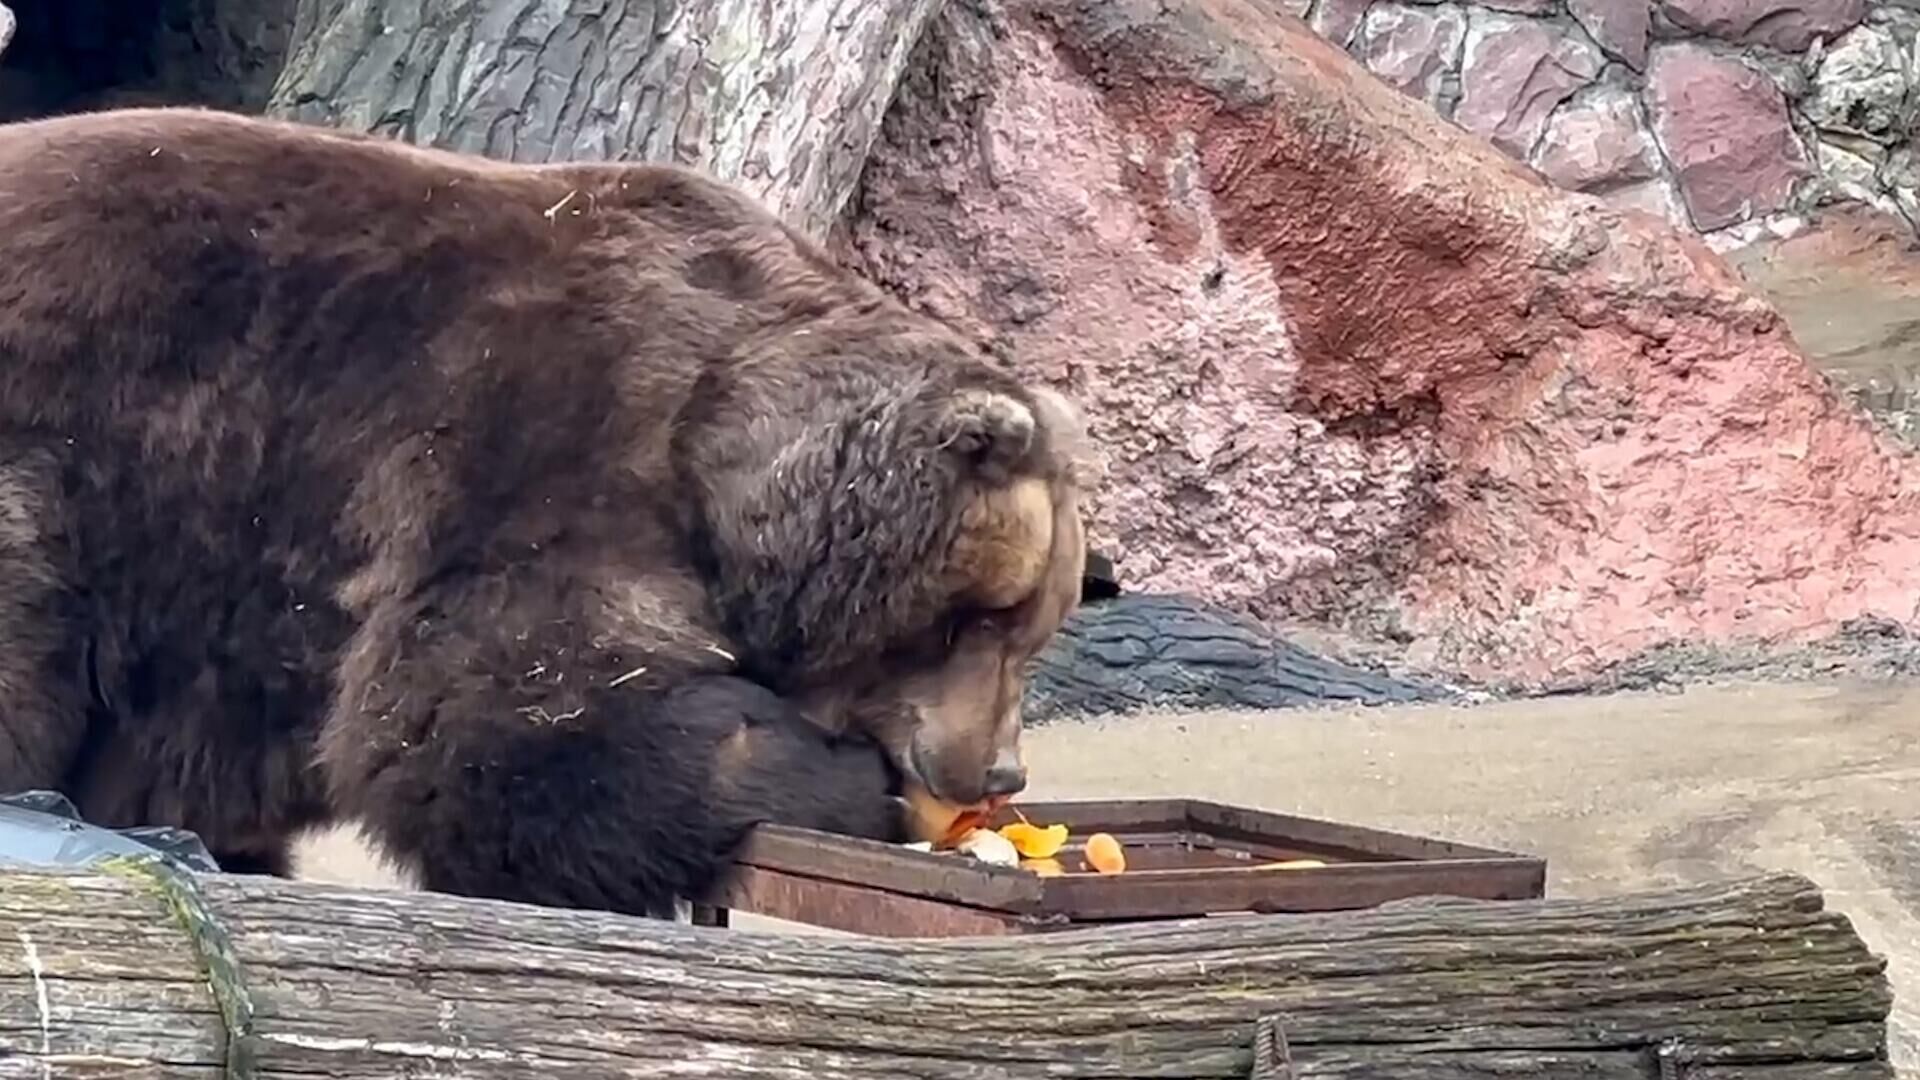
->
[[938, 384, 1096, 483], [938, 389, 1037, 482], [1026, 384, 1101, 490], [938, 384, 1094, 610], [944, 475, 1056, 611]]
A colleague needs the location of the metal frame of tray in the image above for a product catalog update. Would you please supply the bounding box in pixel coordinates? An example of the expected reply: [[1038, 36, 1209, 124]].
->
[[691, 797, 1548, 937]]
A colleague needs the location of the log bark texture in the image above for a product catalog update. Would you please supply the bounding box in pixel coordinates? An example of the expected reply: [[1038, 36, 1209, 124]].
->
[[0, 866, 1894, 1077], [1026, 595, 1445, 723], [265, 0, 945, 239]]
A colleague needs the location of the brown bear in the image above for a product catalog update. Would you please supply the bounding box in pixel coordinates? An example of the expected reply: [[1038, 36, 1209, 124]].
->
[[0, 106, 1089, 917]]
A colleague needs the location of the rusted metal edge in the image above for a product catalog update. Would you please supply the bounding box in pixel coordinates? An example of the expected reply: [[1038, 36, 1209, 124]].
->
[[702, 863, 1075, 936], [727, 801, 1549, 929], [98, 853, 259, 1080], [733, 825, 1049, 912], [1177, 797, 1540, 862]]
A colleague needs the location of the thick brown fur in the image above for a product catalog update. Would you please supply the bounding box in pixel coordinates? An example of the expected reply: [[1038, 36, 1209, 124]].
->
[[0, 107, 1087, 914]]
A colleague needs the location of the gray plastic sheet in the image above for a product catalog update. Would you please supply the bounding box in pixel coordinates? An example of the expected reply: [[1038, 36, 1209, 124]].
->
[[0, 789, 220, 873]]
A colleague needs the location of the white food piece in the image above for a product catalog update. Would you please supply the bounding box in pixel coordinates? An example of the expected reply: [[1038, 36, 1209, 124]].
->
[[954, 827, 1019, 867], [901, 841, 934, 853]]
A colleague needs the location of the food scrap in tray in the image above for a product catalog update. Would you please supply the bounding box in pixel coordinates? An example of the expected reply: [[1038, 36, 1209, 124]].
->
[[896, 792, 1345, 877], [905, 795, 1129, 875]]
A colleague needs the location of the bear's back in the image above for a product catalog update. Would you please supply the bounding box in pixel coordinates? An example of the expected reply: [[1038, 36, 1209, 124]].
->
[[0, 109, 570, 414], [0, 108, 874, 799]]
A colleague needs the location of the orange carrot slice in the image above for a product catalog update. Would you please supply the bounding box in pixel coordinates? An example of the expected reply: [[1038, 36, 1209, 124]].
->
[[998, 822, 1069, 859], [1085, 832, 1126, 874]]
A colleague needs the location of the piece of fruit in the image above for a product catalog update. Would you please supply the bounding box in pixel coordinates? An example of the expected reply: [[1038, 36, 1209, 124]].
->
[[955, 827, 1020, 867], [1023, 857, 1066, 877], [940, 812, 989, 848], [998, 821, 1069, 859], [902, 781, 1009, 849], [1259, 858, 1327, 870], [901, 781, 968, 846], [1084, 831, 1126, 874]]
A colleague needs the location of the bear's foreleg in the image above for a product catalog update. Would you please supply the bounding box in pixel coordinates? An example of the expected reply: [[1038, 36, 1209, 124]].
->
[[317, 571, 905, 917], [0, 447, 91, 797]]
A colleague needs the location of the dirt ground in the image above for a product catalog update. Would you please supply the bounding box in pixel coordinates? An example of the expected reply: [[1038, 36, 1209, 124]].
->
[[293, 677, 1920, 1072]]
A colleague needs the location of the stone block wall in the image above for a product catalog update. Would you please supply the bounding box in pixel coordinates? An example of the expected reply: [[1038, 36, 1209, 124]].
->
[[1272, 0, 1919, 244]]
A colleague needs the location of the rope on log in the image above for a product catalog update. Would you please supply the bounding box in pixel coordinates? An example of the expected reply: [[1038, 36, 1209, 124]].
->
[[0, 866, 1897, 1078]]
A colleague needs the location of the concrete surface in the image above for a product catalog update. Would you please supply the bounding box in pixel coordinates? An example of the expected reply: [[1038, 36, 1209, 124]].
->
[[293, 677, 1920, 1072]]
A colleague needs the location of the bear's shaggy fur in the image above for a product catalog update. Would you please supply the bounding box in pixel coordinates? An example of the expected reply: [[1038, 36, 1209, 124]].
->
[[0, 107, 1087, 916]]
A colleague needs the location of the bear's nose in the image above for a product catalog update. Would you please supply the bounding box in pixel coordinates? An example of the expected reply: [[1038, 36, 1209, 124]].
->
[[982, 759, 1029, 797]]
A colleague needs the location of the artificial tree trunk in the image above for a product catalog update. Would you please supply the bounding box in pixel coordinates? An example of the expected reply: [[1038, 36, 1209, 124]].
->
[[265, 0, 947, 239]]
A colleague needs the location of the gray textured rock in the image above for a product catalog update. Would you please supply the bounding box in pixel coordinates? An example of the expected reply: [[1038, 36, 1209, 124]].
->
[[1456, 11, 1606, 157], [1647, 42, 1811, 230], [1806, 22, 1914, 141], [1816, 138, 1884, 202], [1886, 143, 1920, 183], [1660, 0, 1868, 52], [1311, 0, 1374, 47], [1885, 142, 1920, 213], [1531, 83, 1665, 190], [1571, 0, 1652, 68], [1356, 3, 1467, 110]]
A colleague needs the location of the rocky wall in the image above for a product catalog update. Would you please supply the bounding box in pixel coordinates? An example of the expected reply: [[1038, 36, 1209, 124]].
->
[[1274, 0, 1919, 243], [837, 0, 1920, 686]]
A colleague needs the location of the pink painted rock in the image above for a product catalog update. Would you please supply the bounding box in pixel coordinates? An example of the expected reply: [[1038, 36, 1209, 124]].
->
[[1531, 84, 1664, 190], [838, 0, 1920, 682], [1309, 0, 1372, 47], [1646, 43, 1810, 231], [1356, 3, 1467, 109], [1602, 176, 1692, 229], [1660, 0, 1866, 52], [1570, 0, 1650, 68], [1455, 12, 1605, 158]]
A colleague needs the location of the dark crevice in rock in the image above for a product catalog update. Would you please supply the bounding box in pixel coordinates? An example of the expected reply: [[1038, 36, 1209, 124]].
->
[[0, 0, 292, 124]]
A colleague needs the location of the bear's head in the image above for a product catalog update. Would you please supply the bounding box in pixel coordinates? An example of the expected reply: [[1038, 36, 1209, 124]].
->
[[672, 316, 1094, 821]]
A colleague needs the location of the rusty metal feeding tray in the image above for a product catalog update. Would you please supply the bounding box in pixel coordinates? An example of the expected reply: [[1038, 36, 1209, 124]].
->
[[693, 798, 1547, 937]]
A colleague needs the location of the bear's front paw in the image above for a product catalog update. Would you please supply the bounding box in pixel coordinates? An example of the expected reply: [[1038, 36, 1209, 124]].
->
[[942, 389, 1035, 478]]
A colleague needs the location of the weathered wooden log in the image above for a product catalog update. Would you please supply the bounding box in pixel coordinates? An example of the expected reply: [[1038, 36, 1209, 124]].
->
[[0, 864, 1893, 1077], [265, 0, 946, 240], [1027, 594, 1445, 723]]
